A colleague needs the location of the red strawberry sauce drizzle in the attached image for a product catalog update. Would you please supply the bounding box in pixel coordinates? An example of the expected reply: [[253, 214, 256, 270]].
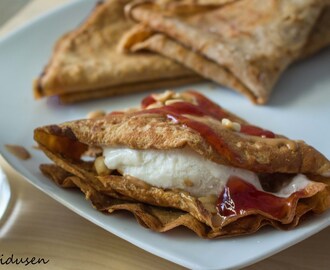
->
[[111, 91, 297, 218], [217, 176, 306, 219]]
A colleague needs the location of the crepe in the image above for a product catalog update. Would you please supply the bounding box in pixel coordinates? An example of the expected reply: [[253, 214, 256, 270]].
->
[[34, 90, 330, 238], [124, 0, 330, 104], [57, 75, 201, 104], [301, 5, 330, 58], [119, 25, 253, 100], [33, 0, 200, 103]]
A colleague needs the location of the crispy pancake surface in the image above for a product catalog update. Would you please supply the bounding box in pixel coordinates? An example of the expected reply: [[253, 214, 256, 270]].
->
[[124, 0, 330, 104], [34, 90, 330, 237], [34, 0, 199, 103]]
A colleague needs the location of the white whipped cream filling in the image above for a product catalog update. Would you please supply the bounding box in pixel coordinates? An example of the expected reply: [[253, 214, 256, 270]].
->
[[274, 174, 311, 197], [103, 147, 310, 197]]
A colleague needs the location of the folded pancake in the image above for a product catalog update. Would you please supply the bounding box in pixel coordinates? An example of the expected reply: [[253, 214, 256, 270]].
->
[[33, 0, 200, 103], [119, 25, 254, 101], [119, 5, 330, 102], [57, 76, 202, 104], [301, 5, 330, 58], [34, 90, 330, 238], [125, 0, 330, 104]]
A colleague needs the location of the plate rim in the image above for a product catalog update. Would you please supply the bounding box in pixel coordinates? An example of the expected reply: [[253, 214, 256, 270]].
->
[[0, 0, 83, 43], [0, 0, 330, 269]]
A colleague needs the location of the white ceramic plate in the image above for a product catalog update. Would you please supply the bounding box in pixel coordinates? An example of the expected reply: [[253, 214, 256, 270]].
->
[[0, 1, 330, 269], [0, 167, 11, 221]]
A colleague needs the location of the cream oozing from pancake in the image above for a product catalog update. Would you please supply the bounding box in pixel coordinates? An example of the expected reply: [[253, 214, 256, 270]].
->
[[102, 147, 310, 197]]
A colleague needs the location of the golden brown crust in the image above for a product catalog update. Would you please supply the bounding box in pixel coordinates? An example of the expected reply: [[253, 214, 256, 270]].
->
[[57, 75, 203, 104], [34, 108, 330, 175], [120, 26, 257, 102], [40, 164, 76, 188], [34, 0, 196, 99], [34, 90, 330, 237], [36, 130, 329, 223], [301, 5, 330, 59], [126, 0, 328, 104], [119, 7, 330, 103], [40, 164, 210, 237], [39, 161, 330, 238]]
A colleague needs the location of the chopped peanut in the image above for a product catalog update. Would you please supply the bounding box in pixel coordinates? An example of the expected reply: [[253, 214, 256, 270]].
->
[[164, 99, 184, 106], [221, 118, 241, 132], [87, 110, 106, 119], [146, 101, 163, 109], [152, 90, 175, 102], [94, 156, 111, 175], [150, 90, 196, 107]]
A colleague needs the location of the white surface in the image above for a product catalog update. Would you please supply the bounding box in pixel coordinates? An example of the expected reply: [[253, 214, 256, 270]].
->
[[0, 1, 329, 269], [103, 147, 259, 197], [103, 147, 310, 198], [0, 167, 11, 220]]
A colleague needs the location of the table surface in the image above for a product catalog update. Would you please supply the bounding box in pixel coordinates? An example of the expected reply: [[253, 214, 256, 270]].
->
[[0, 1, 329, 269]]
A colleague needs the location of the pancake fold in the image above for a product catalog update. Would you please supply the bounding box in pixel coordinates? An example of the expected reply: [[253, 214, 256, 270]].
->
[[123, 0, 330, 103], [34, 90, 330, 238], [34, 0, 200, 103]]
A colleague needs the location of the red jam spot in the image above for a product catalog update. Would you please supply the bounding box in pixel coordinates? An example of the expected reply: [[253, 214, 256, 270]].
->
[[217, 176, 305, 220], [186, 90, 229, 120], [141, 95, 156, 109], [136, 102, 241, 163], [135, 91, 276, 164], [140, 91, 229, 119], [240, 124, 275, 138]]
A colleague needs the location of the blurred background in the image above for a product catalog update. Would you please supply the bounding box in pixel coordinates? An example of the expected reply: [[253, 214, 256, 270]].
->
[[0, 0, 70, 36], [0, 0, 30, 27]]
